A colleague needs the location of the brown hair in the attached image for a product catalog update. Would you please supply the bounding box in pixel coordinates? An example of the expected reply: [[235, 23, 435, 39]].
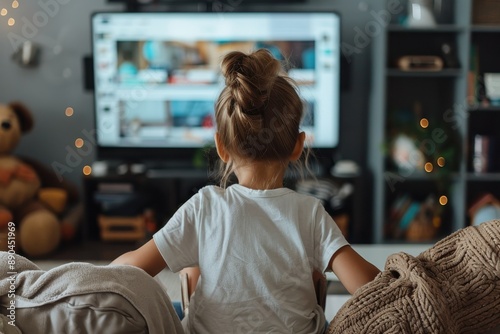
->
[[214, 49, 307, 187]]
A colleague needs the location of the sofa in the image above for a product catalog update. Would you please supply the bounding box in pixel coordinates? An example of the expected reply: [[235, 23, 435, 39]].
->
[[0, 220, 498, 333]]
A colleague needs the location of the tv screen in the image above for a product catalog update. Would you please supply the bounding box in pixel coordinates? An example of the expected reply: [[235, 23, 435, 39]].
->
[[91, 12, 341, 160]]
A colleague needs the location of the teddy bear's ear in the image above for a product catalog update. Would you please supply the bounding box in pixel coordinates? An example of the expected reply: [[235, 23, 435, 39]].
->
[[9, 102, 34, 133]]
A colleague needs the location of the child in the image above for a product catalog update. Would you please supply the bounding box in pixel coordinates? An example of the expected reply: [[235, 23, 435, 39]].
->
[[112, 49, 380, 333]]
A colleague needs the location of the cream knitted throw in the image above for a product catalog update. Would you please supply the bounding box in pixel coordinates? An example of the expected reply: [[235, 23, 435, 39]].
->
[[328, 220, 500, 334]]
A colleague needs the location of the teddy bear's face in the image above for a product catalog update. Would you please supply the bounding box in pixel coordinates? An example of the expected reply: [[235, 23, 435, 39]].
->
[[0, 105, 22, 156]]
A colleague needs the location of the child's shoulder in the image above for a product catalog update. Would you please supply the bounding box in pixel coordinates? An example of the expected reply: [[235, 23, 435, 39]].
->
[[196, 184, 225, 197]]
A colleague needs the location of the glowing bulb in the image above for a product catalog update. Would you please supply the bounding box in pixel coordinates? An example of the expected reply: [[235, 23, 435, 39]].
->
[[1, 8, 7, 16], [12, 1, 18, 9], [424, 162, 433, 173], [83, 165, 92, 176], [75, 138, 84, 148], [420, 118, 429, 129], [65, 107, 74, 117], [439, 196, 448, 206], [7, 18, 15, 26], [437, 157, 445, 167]]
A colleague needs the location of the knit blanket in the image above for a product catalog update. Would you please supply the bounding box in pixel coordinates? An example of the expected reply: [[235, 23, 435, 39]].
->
[[328, 220, 500, 334]]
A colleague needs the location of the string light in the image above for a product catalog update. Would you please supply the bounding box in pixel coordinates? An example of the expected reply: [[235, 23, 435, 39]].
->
[[75, 138, 84, 149], [424, 162, 433, 173], [65, 107, 74, 117], [83, 165, 92, 176], [420, 118, 429, 129], [2, 1, 18, 26], [437, 157, 445, 167], [439, 195, 448, 206]]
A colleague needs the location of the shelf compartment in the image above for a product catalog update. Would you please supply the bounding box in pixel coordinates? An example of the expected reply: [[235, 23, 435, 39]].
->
[[470, 32, 500, 73], [467, 112, 500, 173], [387, 31, 462, 70], [385, 77, 462, 176], [466, 181, 500, 201], [383, 178, 455, 244], [467, 111, 500, 133], [466, 181, 500, 226], [386, 76, 457, 114]]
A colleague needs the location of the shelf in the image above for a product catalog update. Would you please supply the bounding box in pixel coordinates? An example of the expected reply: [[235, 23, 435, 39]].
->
[[384, 171, 461, 182], [388, 24, 466, 33], [386, 68, 462, 77], [471, 25, 500, 33], [369, 0, 494, 243], [466, 173, 500, 182], [467, 105, 500, 112]]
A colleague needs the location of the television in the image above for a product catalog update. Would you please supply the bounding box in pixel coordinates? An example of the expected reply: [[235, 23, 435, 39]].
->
[[91, 11, 341, 165]]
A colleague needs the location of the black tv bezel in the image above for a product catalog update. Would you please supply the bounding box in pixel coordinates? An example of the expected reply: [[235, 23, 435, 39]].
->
[[90, 10, 342, 166]]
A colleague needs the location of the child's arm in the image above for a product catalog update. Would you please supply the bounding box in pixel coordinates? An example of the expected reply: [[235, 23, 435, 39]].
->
[[329, 245, 380, 295], [111, 239, 167, 277]]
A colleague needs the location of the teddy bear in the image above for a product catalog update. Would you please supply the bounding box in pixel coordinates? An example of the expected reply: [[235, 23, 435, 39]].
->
[[0, 102, 79, 258]]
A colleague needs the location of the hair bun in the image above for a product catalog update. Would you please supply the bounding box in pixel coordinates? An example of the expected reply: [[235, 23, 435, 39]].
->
[[221, 51, 248, 85], [221, 49, 282, 115]]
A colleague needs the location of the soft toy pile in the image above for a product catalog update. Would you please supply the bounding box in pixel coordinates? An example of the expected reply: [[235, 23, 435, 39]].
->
[[0, 102, 79, 258]]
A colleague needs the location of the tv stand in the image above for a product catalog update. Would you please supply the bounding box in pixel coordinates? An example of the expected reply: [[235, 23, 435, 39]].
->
[[83, 158, 371, 244], [82, 167, 212, 241]]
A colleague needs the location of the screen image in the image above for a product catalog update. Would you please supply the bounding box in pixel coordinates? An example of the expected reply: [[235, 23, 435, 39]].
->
[[92, 12, 340, 151]]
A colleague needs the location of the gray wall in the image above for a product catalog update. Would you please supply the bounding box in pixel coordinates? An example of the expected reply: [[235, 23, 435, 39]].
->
[[0, 0, 382, 195], [0, 0, 124, 192]]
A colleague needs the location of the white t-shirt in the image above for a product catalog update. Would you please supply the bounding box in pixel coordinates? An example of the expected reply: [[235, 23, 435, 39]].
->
[[153, 184, 349, 334]]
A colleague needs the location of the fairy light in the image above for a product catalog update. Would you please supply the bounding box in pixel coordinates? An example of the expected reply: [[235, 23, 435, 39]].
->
[[420, 118, 429, 129], [439, 195, 448, 206], [424, 162, 433, 173], [2, 1, 19, 26], [65, 107, 74, 117], [437, 157, 445, 167], [83, 165, 92, 176], [75, 138, 84, 149]]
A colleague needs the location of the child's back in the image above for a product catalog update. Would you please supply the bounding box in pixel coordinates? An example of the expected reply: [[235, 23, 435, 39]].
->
[[154, 184, 348, 333]]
